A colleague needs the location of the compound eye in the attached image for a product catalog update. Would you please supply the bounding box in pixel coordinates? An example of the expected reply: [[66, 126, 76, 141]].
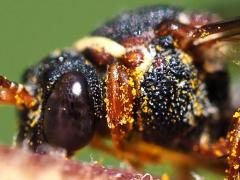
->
[[43, 71, 95, 153]]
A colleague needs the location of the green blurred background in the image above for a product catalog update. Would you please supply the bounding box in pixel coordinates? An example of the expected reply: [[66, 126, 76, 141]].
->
[[0, 0, 239, 179]]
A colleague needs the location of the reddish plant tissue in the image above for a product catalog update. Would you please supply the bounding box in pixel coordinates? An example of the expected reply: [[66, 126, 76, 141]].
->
[[0, 145, 158, 180]]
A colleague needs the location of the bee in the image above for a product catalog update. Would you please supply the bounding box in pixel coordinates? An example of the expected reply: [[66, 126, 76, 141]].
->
[[0, 5, 240, 179]]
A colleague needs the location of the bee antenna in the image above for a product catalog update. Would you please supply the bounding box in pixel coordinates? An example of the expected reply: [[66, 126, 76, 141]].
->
[[190, 16, 240, 46], [0, 75, 37, 108]]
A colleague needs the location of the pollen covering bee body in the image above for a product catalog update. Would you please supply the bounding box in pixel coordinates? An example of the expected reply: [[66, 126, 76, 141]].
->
[[0, 5, 240, 179]]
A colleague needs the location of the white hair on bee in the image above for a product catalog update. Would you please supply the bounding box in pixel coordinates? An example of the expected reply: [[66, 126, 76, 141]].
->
[[74, 36, 126, 58]]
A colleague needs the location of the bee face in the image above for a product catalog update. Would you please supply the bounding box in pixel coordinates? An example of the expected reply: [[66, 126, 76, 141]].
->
[[18, 50, 105, 153]]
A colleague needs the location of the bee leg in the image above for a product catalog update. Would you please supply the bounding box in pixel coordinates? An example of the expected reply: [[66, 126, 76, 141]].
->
[[0, 75, 36, 108], [194, 138, 228, 160], [91, 135, 145, 170], [91, 134, 202, 178], [105, 63, 135, 145], [226, 109, 240, 179], [105, 62, 145, 169], [195, 110, 240, 179]]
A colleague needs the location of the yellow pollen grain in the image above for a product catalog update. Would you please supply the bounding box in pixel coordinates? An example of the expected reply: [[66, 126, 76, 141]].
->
[[234, 164, 239, 170], [182, 90, 187, 94], [156, 45, 163, 52], [165, 55, 171, 61], [232, 149, 237, 157], [173, 39, 179, 48], [191, 80, 197, 89], [14, 95, 24, 106], [141, 96, 149, 113], [131, 88, 137, 96], [121, 117, 127, 124], [104, 98, 109, 113], [128, 117, 134, 124], [119, 85, 125, 91], [128, 78, 135, 87], [233, 112, 240, 119], [142, 106, 148, 113], [193, 101, 204, 116], [107, 121, 115, 129], [180, 53, 192, 65], [123, 98, 129, 104], [29, 100, 37, 108], [215, 150, 223, 157], [30, 119, 38, 128], [199, 30, 210, 38]]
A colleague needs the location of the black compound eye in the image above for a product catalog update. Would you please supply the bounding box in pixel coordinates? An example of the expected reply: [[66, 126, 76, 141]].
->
[[43, 71, 95, 152]]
